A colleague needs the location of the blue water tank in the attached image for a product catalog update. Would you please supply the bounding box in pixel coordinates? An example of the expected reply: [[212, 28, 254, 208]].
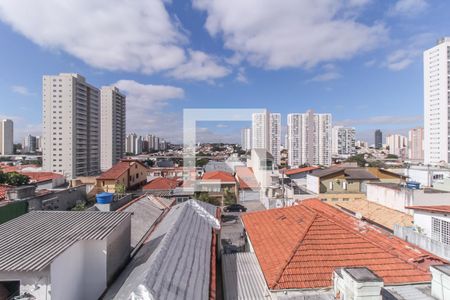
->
[[96, 192, 114, 204]]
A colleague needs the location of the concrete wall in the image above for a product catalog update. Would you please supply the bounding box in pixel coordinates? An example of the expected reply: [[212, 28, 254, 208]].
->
[[413, 210, 450, 238], [306, 175, 320, 194], [51, 240, 107, 300], [238, 190, 260, 202], [106, 215, 131, 283], [0, 269, 50, 300], [28, 185, 88, 211]]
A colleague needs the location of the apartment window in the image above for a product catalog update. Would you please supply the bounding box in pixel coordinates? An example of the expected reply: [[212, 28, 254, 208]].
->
[[432, 217, 450, 245]]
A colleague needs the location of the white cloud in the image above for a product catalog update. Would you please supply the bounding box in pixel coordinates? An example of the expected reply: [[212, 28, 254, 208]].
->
[[389, 0, 428, 16], [114, 80, 184, 138], [193, 0, 386, 69], [236, 67, 248, 83], [11, 85, 33, 96], [0, 0, 229, 81], [307, 63, 341, 82], [167, 50, 230, 81]]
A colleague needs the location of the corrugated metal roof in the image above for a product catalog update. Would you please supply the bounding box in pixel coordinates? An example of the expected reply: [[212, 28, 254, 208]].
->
[[0, 211, 131, 272], [105, 199, 218, 300], [222, 252, 272, 300]]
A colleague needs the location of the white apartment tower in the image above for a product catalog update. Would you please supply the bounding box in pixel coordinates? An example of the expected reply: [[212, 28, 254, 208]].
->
[[23, 134, 37, 153], [386, 134, 407, 157], [251, 111, 281, 165], [331, 126, 356, 156], [424, 38, 450, 165], [287, 110, 332, 167], [100, 86, 126, 171], [241, 128, 252, 151], [0, 119, 13, 155], [42, 73, 100, 179], [408, 127, 424, 161], [126, 133, 137, 154]]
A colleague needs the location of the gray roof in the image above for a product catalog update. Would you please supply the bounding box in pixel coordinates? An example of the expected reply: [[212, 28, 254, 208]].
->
[[344, 169, 378, 180], [0, 211, 131, 272], [382, 284, 434, 300], [222, 252, 271, 300], [120, 195, 173, 248], [310, 167, 345, 178], [252, 149, 274, 160], [105, 199, 219, 300]]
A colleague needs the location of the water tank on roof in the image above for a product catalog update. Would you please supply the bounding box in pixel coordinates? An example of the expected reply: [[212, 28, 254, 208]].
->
[[96, 192, 114, 204]]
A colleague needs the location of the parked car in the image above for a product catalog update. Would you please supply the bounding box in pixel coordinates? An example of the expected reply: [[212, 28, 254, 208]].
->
[[224, 204, 247, 212]]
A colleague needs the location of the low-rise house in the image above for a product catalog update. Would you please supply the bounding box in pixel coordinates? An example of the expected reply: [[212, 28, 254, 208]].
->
[[104, 200, 220, 300], [0, 211, 131, 300], [142, 177, 180, 194], [367, 182, 450, 214], [97, 160, 148, 193], [405, 205, 450, 245], [240, 199, 445, 298], [21, 171, 65, 189], [306, 166, 405, 194], [235, 166, 260, 202], [196, 171, 237, 203], [284, 166, 319, 185], [405, 165, 450, 188]]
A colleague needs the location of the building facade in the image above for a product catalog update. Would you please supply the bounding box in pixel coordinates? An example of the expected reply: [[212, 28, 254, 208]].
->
[[42, 73, 100, 179], [424, 38, 450, 165], [0, 119, 13, 155], [374, 129, 382, 149], [408, 127, 424, 161], [386, 134, 407, 157], [100, 86, 126, 171], [331, 126, 356, 156], [251, 111, 281, 165], [287, 110, 332, 167], [241, 128, 252, 151], [269, 113, 281, 165], [23, 134, 37, 153]]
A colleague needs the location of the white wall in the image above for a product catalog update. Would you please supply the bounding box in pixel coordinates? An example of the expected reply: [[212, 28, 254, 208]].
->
[[0, 270, 50, 300], [51, 240, 107, 300], [413, 210, 450, 239], [306, 175, 320, 194], [406, 168, 450, 187]]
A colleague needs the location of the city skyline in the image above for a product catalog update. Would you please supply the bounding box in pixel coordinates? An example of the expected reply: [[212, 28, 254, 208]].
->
[[0, 1, 447, 143]]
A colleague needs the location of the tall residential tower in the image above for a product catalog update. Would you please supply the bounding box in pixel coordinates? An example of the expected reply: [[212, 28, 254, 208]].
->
[[251, 111, 281, 165], [100, 86, 126, 171], [42, 73, 100, 178], [0, 119, 13, 155]]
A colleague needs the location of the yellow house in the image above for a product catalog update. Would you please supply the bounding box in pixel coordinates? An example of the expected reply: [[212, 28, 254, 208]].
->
[[96, 160, 148, 193]]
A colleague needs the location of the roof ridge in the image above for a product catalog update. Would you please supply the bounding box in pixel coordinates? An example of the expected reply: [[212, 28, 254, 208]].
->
[[308, 201, 444, 271], [272, 207, 317, 289]]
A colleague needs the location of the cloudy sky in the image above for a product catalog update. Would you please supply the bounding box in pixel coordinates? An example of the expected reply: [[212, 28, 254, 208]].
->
[[0, 0, 447, 144]]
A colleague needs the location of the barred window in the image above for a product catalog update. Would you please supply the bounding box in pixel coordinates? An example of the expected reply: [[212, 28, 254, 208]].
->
[[432, 217, 450, 245]]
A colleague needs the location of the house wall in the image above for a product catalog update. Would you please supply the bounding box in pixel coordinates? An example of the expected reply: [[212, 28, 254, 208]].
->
[[0, 269, 50, 300], [238, 189, 260, 202], [319, 178, 362, 193], [406, 168, 450, 187], [413, 210, 450, 239], [28, 185, 88, 211], [106, 215, 131, 283], [306, 175, 320, 194], [51, 239, 107, 300]]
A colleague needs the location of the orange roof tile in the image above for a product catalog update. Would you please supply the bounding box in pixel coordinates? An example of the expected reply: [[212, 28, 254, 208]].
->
[[235, 167, 259, 189], [242, 199, 445, 290], [143, 177, 179, 190], [406, 205, 450, 214], [284, 166, 320, 176], [20, 172, 64, 183], [202, 171, 235, 183], [97, 160, 147, 180]]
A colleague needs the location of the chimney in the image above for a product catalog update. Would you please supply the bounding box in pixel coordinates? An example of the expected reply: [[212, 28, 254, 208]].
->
[[431, 264, 450, 300], [333, 267, 383, 300]]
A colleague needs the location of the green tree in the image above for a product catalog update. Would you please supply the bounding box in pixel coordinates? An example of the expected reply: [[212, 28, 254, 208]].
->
[[346, 154, 367, 167], [195, 192, 221, 206], [115, 183, 126, 195], [71, 202, 86, 211], [0, 172, 30, 186], [224, 190, 236, 206]]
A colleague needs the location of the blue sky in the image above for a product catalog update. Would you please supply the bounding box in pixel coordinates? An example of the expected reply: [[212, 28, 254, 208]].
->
[[0, 0, 448, 144]]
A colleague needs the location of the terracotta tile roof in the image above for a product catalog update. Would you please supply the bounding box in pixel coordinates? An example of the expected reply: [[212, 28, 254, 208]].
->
[[98, 160, 148, 180], [143, 177, 179, 190], [330, 199, 413, 230], [405, 205, 450, 214], [202, 171, 235, 183], [20, 172, 64, 183], [285, 166, 319, 176], [242, 199, 445, 290], [235, 167, 259, 189]]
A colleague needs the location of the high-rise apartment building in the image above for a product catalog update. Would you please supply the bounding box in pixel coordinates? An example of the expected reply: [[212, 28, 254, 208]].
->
[[100, 86, 126, 171], [126, 133, 137, 154], [251, 111, 281, 164], [241, 128, 252, 151], [374, 129, 382, 149], [408, 127, 424, 161], [287, 110, 332, 166], [424, 38, 450, 165], [386, 134, 407, 157], [42, 73, 100, 178], [23, 134, 37, 153], [0, 119, 13, 155], [35, 136, 42, 152], [331, 126, 356, 156]]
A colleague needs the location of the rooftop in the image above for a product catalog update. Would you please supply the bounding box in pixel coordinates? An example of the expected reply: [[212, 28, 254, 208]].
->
[[202, 170, 236, 183], [21, 171, 64, 183], [98, 160, 147, 180], [405, 205, 450, 214], [235, 166, 259, 189], [142, 177, 179, 190], [0, 211, 131, 272], [285, 166, 319, 176], [242, 199, 445, 290], [331, 199, 413, 230], [105, 200, 219, 300]]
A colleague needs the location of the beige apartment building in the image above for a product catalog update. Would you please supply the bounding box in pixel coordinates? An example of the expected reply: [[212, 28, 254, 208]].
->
[[0, 119, 13, 155], [42, 73, 100, 179], [100, 86, 126, 171]]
